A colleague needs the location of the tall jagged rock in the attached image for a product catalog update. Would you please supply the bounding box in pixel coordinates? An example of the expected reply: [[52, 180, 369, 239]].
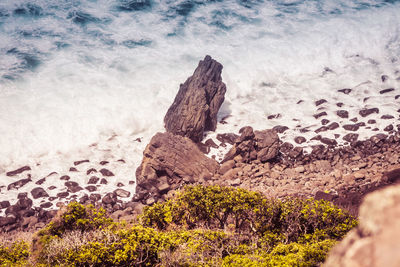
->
[[164, 55, 226, 143], [135, 132, 219, 203], [324, 184, 400, 267]]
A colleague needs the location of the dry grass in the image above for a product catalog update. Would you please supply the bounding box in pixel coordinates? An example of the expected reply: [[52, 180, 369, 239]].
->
[[0, 231, 33, 247], [42, 229, 119, 265]]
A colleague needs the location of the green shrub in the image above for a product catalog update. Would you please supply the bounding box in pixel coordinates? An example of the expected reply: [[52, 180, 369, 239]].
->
[[32, 202, 114, 265], [141, 185, 357, 242], [0, 240, 30, 266], [47, 226, 168, 267], [25, 185, 357, 266], [45, 202, 113, 236]]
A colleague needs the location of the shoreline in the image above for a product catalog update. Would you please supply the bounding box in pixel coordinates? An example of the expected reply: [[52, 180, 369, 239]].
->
[[1, 125, 399, 233]]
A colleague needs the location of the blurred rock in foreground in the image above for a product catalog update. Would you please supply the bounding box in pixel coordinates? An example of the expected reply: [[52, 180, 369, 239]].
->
[[324, 184, 400, 267]]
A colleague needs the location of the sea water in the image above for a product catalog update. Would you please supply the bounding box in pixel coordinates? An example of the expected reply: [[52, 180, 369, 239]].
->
[[0, 0, 400, 170]]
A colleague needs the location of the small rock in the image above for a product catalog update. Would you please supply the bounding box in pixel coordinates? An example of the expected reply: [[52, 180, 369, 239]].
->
[[314, 112, 327, 119], [40, 202, 53, 209], [359, 108, 379, 117], [31, 187, 49, 199], [6, 166, 31, 177], [379, 88, 395, 94], [294, 136, 306, 144], [86, 168, 97, 175], [267, 114, 281, 120], [146, 197, 155, 205], [384, 124, 394, 132], [353, 172, 365, 180], [85, 186, 97, 192], [60, 175, 70, 181], [336, 110, 349, 118], [102, 192, 117, 205], [57, 192, 69, 198], [338, 88, 352, 94], [114, 189, 131, 198], [65, 181, 83, 193], [219, 160, 235, 175], [216, 133, 239, 145], [7, 178, 31, 190], [321, 119, 330, 125], [343, 124, 359, 131], [343, 133, 359, 143], [100, 168, 114, 177], [0, 201, 10, 209], [315, 126, 328, 133], [320, 137, 337, 146], [205, 138, 219, 148], [74, 160, 89, 166], [328, 122, 340, 130], [90, 194, 101, 202], [315, 99, 327, 106], [88, 176, 100, 184], [36, 177, 46, 185], [381, 115, 394, 119], [311, 135, 322, 141], [272, 125, 289, 133], [229, 178, 241, 186]]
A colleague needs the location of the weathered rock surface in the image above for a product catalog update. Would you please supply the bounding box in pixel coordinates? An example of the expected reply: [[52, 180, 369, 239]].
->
[[31, 187, 49, 199], [6, 166, 31, 177], [135, 132, 219, 202], [324, 184, 400, 267], [164, 55, 226, 142], [223, 126, 280, 163]]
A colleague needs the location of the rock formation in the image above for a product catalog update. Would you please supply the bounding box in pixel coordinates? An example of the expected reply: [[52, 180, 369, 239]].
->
[[135, 132, 219, 204], [324, 184, 400, 267], [223, 126, 280, 163], [164, 55, 226, 142]]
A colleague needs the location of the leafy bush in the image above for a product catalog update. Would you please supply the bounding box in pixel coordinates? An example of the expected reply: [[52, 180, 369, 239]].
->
[[5, 185, 356, 266], [31, 202, 114, 264], [0, 240, 30, 266], [44, 202, 113, 236], [141, 185, 357, 242]]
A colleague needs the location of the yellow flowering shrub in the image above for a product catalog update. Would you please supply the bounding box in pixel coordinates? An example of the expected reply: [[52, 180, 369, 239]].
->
[[4, 185, 357, 266], [0, 240, 30, 266]]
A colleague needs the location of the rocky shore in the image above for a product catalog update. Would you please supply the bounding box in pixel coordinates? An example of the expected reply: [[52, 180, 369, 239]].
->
[[1, 55, 400, 264]]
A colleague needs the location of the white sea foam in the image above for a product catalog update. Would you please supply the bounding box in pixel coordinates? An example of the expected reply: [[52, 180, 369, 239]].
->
[[0, 0, 400, 206]]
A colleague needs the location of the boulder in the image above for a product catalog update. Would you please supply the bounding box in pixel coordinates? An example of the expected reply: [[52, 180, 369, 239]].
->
[[164, 55, 226, 142], [31, 187, 49, 199], [7, 177, 31, 190], [100, 168, 114, 177], [6, 166, 31, 176], [0, 201, 10, 209], [135, 132, 219, 202], [114, 189, 131, 198], [65, 181, 83, 193], [223, 127, 279, 163], [324, 184, 400, 267], [102, 192, 117, 205]]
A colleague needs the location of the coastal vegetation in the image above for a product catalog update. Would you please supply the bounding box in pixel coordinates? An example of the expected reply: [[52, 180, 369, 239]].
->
[[0, 185, 357, 266]]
